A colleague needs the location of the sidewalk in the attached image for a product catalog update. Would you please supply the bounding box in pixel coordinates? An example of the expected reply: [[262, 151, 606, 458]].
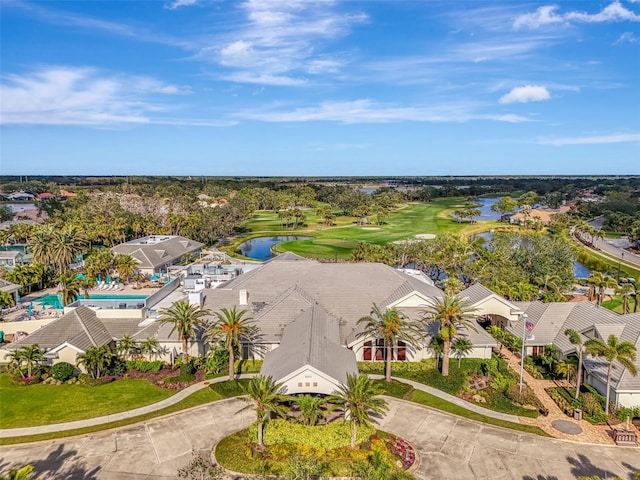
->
[[500, 349, 615, 444]]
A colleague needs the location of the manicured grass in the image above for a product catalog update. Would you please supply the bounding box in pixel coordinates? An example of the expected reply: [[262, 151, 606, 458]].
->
[[602, 296, 637, 314], [0, 374, 174, 428], [0, 380, 242, 446], [235, 199, 505, 259], [208, 378, 251, 398]]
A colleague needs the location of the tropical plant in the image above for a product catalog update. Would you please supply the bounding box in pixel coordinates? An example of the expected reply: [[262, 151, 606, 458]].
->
[[0, 464, 41, 480], [205, 306, 256, 380], [239, 375, 289, 447], [427, 336, 444, 370], [159, 300, 210, 365], [616, 283, 635, 314], [116, 335, 139, 360], [50, 225, 87, 272], [57, 272, 82, 306], [451, 337, 473, 368], [421, 295, 478, 376], [554, 359, 577, 384], [114, 254, 139, 283], [330, 373, 389, 448], [139, 337, 160, 360], [585, 335, 638, 415], [357, 304, 423, 382], [7, 344, 44, 378], [295, 395, 328, 426], [0, 291, 15, 308], [565, 328, 586, 399], [76, 345, 113, 379]]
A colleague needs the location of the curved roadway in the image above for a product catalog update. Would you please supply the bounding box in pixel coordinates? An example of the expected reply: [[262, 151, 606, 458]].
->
[[1, 397, 637, 480]]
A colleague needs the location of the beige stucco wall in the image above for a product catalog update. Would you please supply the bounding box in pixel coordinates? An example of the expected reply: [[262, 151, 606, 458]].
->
[[0, 318, 55, 335], [616, 392, 640, 408], [55, 346, 81, 367], [472, 297, 519, 324], [279, 366, 342, 396]]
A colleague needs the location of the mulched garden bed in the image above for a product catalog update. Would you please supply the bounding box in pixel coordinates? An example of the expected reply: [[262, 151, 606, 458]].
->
[[124, 367, 205, 389]]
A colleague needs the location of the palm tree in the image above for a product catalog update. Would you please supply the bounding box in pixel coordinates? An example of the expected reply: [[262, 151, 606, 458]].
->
[[585, 335, 638, 415], [451, 337, 473, 368], [159, 300, 210, 365], [116, 335, 138, 360], [295, 395, 328, 426], [50, 225, 87, 272], [139, 337, 160, 360], [357, 304, 423, 382], [8, 344, 44, 378], [239, 375, 288, 447], [330, 373, 388, 448], [114, 254, 138, 283], [565, 328, 586, 400], [205, 306, 256, 380], [28, 227, 54, 267], [57, 272, 81, 306], [616, 283, 635, 314], [554, 359, 577, 385], [76, 345, 113, 379], [421, 295, 478, 376], [428, 336, 444, 370]]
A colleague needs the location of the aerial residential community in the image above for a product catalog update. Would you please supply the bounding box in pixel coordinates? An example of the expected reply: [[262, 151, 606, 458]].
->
[[2, 1, 640, 479]]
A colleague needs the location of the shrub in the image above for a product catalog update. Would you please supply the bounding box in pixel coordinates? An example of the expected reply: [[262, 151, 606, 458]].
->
[[106, 357, 127, 377], [180, 363, 195, 377], [506, 384, 537, 406], [51, 362, 76, 382], [250, 419, 376, 450], [125, 360, 165, 373], [203, 348, 228, 375]]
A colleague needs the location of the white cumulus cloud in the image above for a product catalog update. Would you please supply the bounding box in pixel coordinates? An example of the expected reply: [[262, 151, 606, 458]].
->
[[499, 85, 551, 104], [514, 1, 640, 29], [165, 0, 198, 10]]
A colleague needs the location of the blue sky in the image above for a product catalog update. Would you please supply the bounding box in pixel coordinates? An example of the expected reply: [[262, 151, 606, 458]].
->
[[1, 0, 639, 176]]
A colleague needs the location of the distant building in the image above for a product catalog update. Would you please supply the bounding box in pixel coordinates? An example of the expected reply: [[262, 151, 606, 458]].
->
[[7, 191, 35, 201], [36, 193, 56, 201], [0, 251, 25, 269], [112, 235, 204, 275]]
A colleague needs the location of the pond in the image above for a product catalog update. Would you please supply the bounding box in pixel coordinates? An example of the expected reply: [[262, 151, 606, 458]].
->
[[238, 236, 311, 261], [5, 203, 37, 213], [473, 231, 590, 278], [470, 197, 510, 221]]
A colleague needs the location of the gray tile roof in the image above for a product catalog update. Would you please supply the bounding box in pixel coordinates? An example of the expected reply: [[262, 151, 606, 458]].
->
[[112, 236, 203, 270], [203, 260, 445, 346], [460, 283, 498, 306], [260, 303, 358, 385], [9, 306, 113, 352]]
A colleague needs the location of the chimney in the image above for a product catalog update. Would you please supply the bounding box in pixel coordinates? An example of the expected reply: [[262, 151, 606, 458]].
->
[[239, 289, 249, 306]]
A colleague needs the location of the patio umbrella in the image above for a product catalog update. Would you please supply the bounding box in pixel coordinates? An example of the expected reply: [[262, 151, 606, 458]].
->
[[28, 302, 33, 315]]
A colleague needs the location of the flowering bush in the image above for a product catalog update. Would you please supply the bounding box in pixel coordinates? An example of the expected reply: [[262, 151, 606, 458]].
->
[[385, 435, 415, 469], [15, 375, 40, 385], [100, 376, 116, 384]]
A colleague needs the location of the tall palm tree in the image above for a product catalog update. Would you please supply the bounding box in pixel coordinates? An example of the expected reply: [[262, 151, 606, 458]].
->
[[565, 328, 586, 400], [239, 375, 288, 447], [159, 300, 210, 365], [114, 254, 139, 283], [585, 335, 638, 415], [357, 304, 423, 382], [116, 335, 138, 360], [421, 295, 478, 376], [616, 283, 635, 314], [28, 227, 54, 267], [451, 337, 473, 368], [57, 273, 82, 306], [50, 225, 87, 273], [205, 306, 256, 380], [8, 344, 44, 378], [428, 336, 444, 370], [76, 345, 113, 379], [330, 373, 388, 448], [554, 359, 577, 384]]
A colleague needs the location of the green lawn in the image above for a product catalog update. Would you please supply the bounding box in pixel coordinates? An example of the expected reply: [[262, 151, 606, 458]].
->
[[0, 374, 174, 428], [233, 199, 506, 259], [602, 296, 637, 314]]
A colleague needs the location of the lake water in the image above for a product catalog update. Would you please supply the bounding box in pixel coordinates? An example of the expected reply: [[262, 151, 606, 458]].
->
[[238, 236, 311, 261], [473, 197, 504, 221], [474, 231, 590, 278]]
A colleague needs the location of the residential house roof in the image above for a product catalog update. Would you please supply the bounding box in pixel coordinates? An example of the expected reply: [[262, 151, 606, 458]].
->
[[261, 301, 358, 386], [112, 235, 203, 271]]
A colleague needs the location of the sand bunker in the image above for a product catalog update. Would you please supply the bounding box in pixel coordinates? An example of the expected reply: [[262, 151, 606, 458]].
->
[[415, 233, 436, 239]]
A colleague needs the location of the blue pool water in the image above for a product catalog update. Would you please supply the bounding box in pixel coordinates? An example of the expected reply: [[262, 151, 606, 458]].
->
[[32, 293, 148, 309]]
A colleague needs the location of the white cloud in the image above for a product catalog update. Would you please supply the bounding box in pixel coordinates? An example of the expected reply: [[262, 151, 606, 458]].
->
[[614, 32, 640, 44], [0, 66, 200, 126], [234, 99, 531, 124], [203, 1, 367, 85], [165, 0, 198, 10], [514, 1, 640, 29], [499, 85, 551, 104], [538, 133, 640, 146]]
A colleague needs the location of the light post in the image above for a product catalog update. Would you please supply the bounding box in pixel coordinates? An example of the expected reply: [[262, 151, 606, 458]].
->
[[519, 313, 527, 397]]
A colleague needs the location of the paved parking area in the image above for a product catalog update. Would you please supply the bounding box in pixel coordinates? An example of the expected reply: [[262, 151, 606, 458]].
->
[[1, 397, 638, 480]]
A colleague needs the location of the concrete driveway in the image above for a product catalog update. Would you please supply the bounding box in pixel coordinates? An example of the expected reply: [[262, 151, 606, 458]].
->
[[1, 397, 638, 480]]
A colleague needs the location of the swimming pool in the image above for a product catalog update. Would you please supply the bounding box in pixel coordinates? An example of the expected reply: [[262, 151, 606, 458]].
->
[[32, 293, 148, 309]]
